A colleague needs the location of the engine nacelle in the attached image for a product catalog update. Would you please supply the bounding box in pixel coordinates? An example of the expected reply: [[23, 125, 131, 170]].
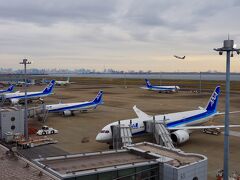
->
[[171, 130, 190, 144], [10, 98, 19, 105], [62, 110, 73, 116]]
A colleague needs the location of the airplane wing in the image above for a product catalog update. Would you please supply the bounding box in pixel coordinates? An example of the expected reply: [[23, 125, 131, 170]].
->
[[140, 87, 148, 90], [216, 111, 240, 115], [133, 105, 152, 119], [168, 125, 240, 130], [151, 87, 167, 91]]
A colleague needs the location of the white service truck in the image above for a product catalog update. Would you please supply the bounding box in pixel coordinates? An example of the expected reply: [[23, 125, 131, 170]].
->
[[37, 126, 58, 136]]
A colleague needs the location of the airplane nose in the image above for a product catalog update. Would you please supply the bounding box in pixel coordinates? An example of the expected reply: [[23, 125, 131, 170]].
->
[[95, 134, 102, 142], [96, 133, 110, 142]]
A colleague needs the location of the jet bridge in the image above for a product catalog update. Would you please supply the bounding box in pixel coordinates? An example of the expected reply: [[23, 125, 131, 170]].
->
[[144, 118, 175, 149], [154, 123, 175, 149], [27, 104, 48, 122], [111, 121, 132, 149]]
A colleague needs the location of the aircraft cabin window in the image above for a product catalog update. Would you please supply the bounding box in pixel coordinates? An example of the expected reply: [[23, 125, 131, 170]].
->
[[105, 130, 109, 133]]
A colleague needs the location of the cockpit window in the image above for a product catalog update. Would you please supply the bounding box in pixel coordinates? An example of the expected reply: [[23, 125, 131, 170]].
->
[[100, 130, 110, 133]]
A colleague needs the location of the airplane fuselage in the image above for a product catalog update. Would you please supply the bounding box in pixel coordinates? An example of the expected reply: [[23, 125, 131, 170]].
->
[[46, 101, 98, 112], [4, 91, 50, 99], [96, 109, 216, 143]]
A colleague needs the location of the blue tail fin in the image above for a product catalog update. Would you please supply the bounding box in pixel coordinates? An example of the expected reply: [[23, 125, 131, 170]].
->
[[42, 80, 55, 94], [145, 79, 152, 88], [92, 90, 103, 104], [205, 86, 220, 112], [7, 85, 14, 92]]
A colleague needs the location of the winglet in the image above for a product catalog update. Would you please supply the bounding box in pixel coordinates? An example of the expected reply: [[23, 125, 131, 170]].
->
[[133, 105, 151, 119]]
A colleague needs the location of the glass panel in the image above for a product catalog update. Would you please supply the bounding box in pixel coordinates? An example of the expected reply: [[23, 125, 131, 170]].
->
[[76, 174, 97, 180], [118, 168, 135, 180], [99, 171, 117, 180]]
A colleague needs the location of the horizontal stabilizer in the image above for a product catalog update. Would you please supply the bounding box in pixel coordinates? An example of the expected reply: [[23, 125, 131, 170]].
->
[[133, 105, 152, 119], [216, 111, 240, 115], [168, 125, 240, 130], [198, 106, 204, 110]]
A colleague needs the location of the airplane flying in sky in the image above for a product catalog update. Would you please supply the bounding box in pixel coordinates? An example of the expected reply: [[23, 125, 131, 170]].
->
[[1, 80, 55, 104], [96, 86, 240, 144], [174, 55, 185, 59], [46, 90, 103, 116], [141, 79, 180, 93], [0, 85, 14, 94]]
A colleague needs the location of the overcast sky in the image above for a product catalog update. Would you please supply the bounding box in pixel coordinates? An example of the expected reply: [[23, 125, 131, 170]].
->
[[0, 0, 240, 72]]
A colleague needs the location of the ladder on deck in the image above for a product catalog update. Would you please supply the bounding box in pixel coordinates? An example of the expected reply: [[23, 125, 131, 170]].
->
[[120, 126, 132, 146], [154, 123, 174, 149], [112, 125, 132, 149]]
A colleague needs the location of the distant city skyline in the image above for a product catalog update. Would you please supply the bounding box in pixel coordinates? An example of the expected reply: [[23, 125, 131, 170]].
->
[[0, 0, 240, 72]]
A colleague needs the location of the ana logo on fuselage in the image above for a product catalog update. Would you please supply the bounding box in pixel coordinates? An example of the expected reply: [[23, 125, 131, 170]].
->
[[46, 83, 53, 91], [96, 94, 101, 100], [131, 123, 138, 129], [210, 92, 218, 106]]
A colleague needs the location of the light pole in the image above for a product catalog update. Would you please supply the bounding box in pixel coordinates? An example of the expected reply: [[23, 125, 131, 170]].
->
[[199, 71, 202, 94], [20, 59, 31, 140], [214, 38, 240, 180]]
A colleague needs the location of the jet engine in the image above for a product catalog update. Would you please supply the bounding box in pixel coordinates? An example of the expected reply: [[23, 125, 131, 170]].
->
[[62, 110, 73, 116], [170, 130, 189, 144], [10, 99, 19, 105]]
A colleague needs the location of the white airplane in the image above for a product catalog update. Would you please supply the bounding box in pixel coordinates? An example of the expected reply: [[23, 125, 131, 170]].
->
[[46, 90, 103, 116], [55, 77, 74, 86], [15, 79, 35, 87], [141, 79, 180, 93], [0, 85, 14, 94], [96, 86, 240, 144], [2, 80, 55, 104]]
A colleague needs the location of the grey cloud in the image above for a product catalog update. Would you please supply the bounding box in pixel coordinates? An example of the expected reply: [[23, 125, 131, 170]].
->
[[0, 0, 117, 25], [0, 0, 240, 71], [123, 0, 237, 32]]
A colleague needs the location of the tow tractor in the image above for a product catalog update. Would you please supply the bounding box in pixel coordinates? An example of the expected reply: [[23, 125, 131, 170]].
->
[[36, 126, 58, 136], [202, 128, 221, 135]]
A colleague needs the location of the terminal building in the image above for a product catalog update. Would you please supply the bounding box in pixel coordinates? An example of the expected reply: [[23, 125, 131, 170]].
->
[[34, 142, 207, 180]]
